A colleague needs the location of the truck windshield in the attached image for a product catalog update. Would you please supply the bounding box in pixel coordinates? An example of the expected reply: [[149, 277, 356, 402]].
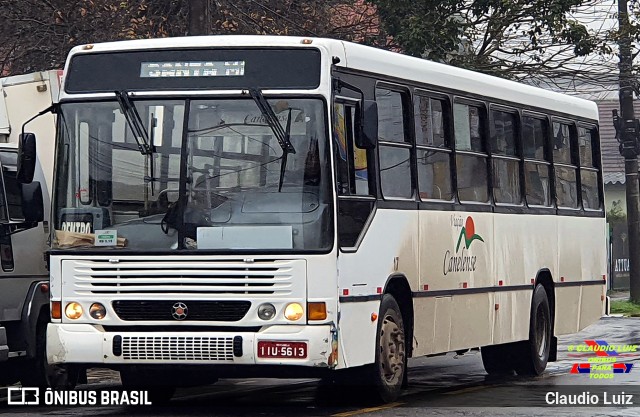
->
[[53, 98, 332, 252]]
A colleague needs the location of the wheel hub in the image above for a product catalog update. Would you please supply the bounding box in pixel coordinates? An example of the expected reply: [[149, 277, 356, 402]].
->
[[379, 314, 405, 384]]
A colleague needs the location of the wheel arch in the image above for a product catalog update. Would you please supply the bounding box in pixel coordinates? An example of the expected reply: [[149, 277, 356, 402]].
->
[[383, 274, 414, 358], [19, 281, 50, 359]]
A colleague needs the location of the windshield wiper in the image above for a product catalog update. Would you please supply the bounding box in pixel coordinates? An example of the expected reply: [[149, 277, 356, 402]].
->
[[115, 90, 157, 203], [115, 90, 153, 155], [249, 88, 295, 192]]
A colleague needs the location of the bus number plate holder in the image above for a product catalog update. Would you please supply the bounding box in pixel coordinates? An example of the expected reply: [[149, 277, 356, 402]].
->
[[257, 341, 307, 359]]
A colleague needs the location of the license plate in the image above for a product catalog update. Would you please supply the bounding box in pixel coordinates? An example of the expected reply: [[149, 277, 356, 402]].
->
[[257, 341, 307, 359]]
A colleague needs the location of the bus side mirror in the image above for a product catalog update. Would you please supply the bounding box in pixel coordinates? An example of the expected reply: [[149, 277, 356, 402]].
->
[[17, 133, 37, 184], [21, 181, 44, 223], [356, 100, 378, 149]]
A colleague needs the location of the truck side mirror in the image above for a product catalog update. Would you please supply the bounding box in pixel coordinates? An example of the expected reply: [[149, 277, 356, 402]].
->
[[21, 181, 44, 223], [17, 133, 37, 184], [356, 100, 378, 150]]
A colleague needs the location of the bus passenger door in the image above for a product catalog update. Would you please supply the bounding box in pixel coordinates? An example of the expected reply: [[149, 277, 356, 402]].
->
[[332, 99, 375, 249]]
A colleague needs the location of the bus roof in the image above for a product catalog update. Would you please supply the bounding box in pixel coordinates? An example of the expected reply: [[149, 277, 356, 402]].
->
[[67, 35, 598, 121]]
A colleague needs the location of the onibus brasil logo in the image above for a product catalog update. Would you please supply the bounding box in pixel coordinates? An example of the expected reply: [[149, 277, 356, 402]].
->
[[443, 216, 484, 275]]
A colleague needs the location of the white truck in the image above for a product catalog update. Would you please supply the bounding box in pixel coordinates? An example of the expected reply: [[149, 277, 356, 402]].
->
[[0, 70, 76, 388]]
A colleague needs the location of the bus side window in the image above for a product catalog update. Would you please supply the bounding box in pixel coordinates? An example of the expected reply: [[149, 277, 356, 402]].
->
[[376, 87, 412, 199], [522, 116, 552, 207], [415, 94, 453, 201], [579, 126, 601, 210], [490, 110, 521, 205], [454, 102, 488, 203], [553, 121, 578, 209]]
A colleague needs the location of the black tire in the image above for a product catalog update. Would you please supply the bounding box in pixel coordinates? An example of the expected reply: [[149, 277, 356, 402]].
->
[[18, 320, 79, 389], [515, 284, 551, 376], [120, 369, 176, 405], [0, 362, 19, 386], [480, 344, 515, 375], [369, 294, 406, 403]]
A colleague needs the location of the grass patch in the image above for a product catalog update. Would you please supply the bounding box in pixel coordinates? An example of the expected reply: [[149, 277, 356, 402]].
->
[[610, 299, 640, 317]]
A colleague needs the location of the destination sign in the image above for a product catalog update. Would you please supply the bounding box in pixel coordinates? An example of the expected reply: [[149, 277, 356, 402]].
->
[[140, 61, 245, 78], [65, 48, 320, 93]]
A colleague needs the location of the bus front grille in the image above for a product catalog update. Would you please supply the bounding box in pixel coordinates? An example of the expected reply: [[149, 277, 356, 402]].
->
[[112, 300, 251, 321], [119, 335, 235, 361], [68, 259, 303, 296]]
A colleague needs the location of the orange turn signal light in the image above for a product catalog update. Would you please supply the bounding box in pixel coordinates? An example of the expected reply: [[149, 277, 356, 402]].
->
[[51, 301, 62, 319], [307, 302, 327, 320]]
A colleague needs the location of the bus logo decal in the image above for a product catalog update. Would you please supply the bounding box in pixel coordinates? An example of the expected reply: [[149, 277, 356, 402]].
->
[[455, 217, 484, 252], [171, 302, 189, 320], [443, 216, 484, 276]]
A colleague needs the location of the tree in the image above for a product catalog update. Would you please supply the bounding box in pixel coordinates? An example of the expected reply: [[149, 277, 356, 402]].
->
[[0, 0, 382, 75], [189, 0, 211, 35], [0, 0, 189, 75], [367, 0, 614, 86]]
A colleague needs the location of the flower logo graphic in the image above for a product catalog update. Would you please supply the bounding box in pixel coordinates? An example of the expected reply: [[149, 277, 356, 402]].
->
[[455, 216, 484, 252]]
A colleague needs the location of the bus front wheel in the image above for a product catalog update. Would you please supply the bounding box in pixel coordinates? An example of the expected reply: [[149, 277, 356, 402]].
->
[[515, 284, 551, 376], [371, 294, 406, 403]]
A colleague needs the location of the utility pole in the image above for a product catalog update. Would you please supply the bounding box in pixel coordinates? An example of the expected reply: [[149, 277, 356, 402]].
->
[[615, 0, 640, 302], [188, 0, 211, 36]]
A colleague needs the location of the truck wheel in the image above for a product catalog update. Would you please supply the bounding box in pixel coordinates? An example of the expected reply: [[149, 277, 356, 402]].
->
[[18, 320, 79, 389], [515, 284, 551, 375], [370, 294, 406, 403]]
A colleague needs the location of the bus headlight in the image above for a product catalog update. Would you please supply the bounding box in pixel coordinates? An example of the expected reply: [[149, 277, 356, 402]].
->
[[89, 303, 107, 320], [284, 303, 304, 321], [258, 303, 276, 320], [65, 302, 83, 320]]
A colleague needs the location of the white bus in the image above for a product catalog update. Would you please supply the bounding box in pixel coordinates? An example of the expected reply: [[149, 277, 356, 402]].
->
[[38, 36, 605, 402]]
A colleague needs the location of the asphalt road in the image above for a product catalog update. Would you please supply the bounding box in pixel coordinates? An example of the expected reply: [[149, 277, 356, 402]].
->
[[2, 317, 640, 416]]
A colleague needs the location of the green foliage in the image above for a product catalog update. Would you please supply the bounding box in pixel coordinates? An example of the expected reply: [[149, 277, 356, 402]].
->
[[610, 299, 640, 316], [368, 0, 607, 80], [608, 200, 627, 224]]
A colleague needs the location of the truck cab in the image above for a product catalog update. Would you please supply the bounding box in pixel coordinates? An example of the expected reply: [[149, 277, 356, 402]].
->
[[0, 71, 74, 388]]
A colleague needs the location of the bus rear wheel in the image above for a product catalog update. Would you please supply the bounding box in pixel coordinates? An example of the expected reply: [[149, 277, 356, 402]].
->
[[515, 284, 551, 376], [370, 294, 406, 403], [481, 343, 515, 375]]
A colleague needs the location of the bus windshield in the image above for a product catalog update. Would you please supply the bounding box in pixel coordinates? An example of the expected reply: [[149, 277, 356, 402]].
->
[[53, 97, 332, 252]]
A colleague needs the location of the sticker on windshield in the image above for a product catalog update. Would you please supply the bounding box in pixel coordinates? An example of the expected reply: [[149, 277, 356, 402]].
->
[[95, 230, 118, 246]]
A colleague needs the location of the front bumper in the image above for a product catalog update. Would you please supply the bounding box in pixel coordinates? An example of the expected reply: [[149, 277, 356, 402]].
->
[[47, 323, 332, 367]]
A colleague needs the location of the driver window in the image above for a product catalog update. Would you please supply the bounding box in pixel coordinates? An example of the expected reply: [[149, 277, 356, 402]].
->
[[333, 102, 370, 196]]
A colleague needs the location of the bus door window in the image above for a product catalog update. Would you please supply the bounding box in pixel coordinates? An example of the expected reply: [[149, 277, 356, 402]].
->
[[415, 93, 453, 201], [490, 110, 521, 205], [522, 116, 552, 207], [376, 87, 413, 199], [333, 99, 375, 248], [454, 102, 488, 203], [578, 126, 601, 210], [552, 121, 578, 209]]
